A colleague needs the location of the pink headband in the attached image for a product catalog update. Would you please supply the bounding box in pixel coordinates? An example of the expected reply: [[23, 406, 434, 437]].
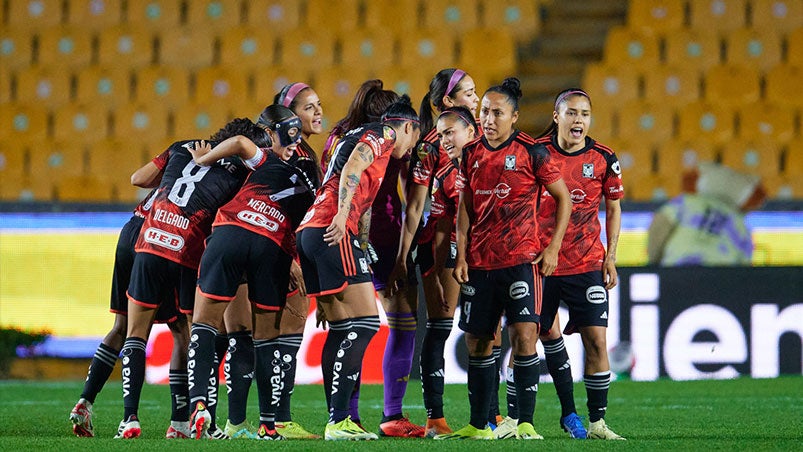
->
[[438, 108, 473, 128], [383, 117, 420, 125], [446, 69, 466, 96], [281, 82, 310, 108], [554, 89, 590, 110]]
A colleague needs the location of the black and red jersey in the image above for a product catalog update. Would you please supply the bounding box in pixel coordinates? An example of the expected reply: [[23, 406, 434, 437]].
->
[[135, 140, 251, 269], [460, 130, 562, 270], [419, 158, 461, 244], [536, 135, 624, 275], [298, 123, 397, 234], [132, 149, 170, 219]]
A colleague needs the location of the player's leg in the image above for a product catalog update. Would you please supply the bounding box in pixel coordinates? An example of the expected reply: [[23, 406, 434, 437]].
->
[[252, 307, 284, 440], [118, 299, 157, 439], [165, 314, 191, 439], [581, 325, 624, 440], [223, 284, 257, 439]]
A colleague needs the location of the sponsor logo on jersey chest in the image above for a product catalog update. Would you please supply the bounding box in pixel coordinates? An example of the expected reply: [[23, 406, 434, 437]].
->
[[144, 227, 185, 251]]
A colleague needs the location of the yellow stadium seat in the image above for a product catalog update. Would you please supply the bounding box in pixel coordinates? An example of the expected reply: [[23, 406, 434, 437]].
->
[[36, 25, 93, 69], [305, 0, 359, 32], [677, 101, 735, 145], [589, 106, 616, 144], [384, 66, 431, 100], [52, 103, 110, 143], [186, 0, 243, 29], [627, 0, 686, 35], [364, 0, 421, 33], [15, 66, 72, 107], [58, 175, 114, 202], [7, 0, 63, 31], [134, 65, 190, 108], [479, 0, 540, 41], [157, 27, 216, 70], [603, 25, 660, 69], [398, 29, 457, 77], [0, 66, 11, 104], [75, 66, 132, 107], [664, 28, 722, 72], [0, 141, 28, 200], [751, 0, 803, 34], [314, 67, 374, 123], [28, 140, 87, 200], [0, 28, 34, 70], [656, 138, 718, 184], [252, 66, 300, 110], [278, 28, 335, 72], [725, 27, 782, 71], [219, 26, 276, 70], [67, 0, 123, 30], [172, 102, 235, 140], [764, 63, 803, 108], [97, 24, 155, 69], [126, 0, 182, 30], [783, 147, 803, 177], [193, 66, 250, 106], [703, 64, 760, 108], [0, 105, 49, 144], [607, 139, 658, 201], [338, 30, 396, 72], [786, 27, 803, 67], [422, 0, 480, 34], [89, 138, 152, 202], [774, 173, 803, 200], [720, 138, 782, 179], [689, 0, 748, 35], [737, 102, 795, 143], [616, 101, 675, 146], [246, 0, 301, 32], [642, 64, 701, 107], [582, 63, 641, 106], [457, 29, 517, 83], [112, 103, 170, 145]]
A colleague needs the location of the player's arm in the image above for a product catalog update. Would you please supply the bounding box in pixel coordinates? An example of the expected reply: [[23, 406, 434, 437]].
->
[[535, 178, 571, 276], [453, 184, 472, 284], [603, 197, 622, 289], [130, 161, 163, 188], [323, 142, 374, 246], [646, 207, 675, 265], [190, 136, 261, 166], [386, 182, 428, 296]]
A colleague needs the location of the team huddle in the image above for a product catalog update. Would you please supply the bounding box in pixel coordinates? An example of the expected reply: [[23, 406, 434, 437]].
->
[[68, 68, 626, 441]]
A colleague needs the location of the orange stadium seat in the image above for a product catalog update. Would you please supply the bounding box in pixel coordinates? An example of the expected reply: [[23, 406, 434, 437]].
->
[[97, 24, 155, 69], [677, 101, 735, 145], [36, 26, 93, 69], [66, 0, 123, 30], [278, 28, 336, 73], [126, 0, 182, 30], [642, 64, 702, 107], [75, 66, 132, 108], [720, 138, 783, 179], [422, 0, 480, 34], [58, 175, 114, 202], [656, 138, 718, 185], [703, 64, 760, 108], [134, 65, 191, 108], [0, 28, 34, 70], [52, 103, 110, 143], [338, 30, 396, 72], [252, 66, 299, 110], [398, 29, 457, 77], [7, 0, 63, 31], [28, 140, 87, 198], [0, 142, 28, 200], [617, 101, 675, 147], [314, 67, 374, 122], [193, 66, 250, 106], [627, 0, 686, 35], [480, 0, 540, 41], [608, 139, 657, 201], [172, 102, 235, 140], [156, 27, 216, 70], [219, 26, 276, 70], [689, 0, 748, 35], [364, 0, 421, 33], [589, 106, 616, 145], [764, 63, 803, 108], [112, 103, 170, 146], [725, 27, 782, 71], [774, 174, 803, 200], [384, 66, 431, 99], [751, 0, 803, 34], [0, 67, 10, 104], [185, 0, 244, 30], [0, 105, 49, 145], [664, 28, 722, 73], [582, 63, 641, 106], [458, 29, 517, 83], [603, 25, 660, 69], [15, 66, 72, 107], [783, 147, 803, 177], [247, 0, 302, 32], [786, 27, 803, 67], [737, 102, 795, 143], [305, 0, 360, 32], [89, 138, 149, 193]]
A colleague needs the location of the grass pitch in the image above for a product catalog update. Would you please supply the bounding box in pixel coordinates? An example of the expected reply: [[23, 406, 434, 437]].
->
[[0, 376, 800, 450]]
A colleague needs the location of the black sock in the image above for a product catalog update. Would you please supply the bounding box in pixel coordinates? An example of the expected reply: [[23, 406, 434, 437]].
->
[[544, 337, 576, 418], [468, 354, 495, 429], [505, 366, 518, 419], [206, 334, 228, 430], [321, 319, 351, 412], [421, 318, 452, 419], [488, 345, 502, 423], [254, 338, 281, 431], [274, 334, 303, 423], [81, 342, 119, 404], [121, 337, 147, 421], [513, 354, 540, 425], [329, 316, 379, 423], [187, 323, 218, 407], [585, 371, 610, 423], [168, 369, 189, 422], [225, 330, 253, 425]]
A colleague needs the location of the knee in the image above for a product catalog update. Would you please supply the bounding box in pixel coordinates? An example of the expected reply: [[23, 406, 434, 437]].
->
[[464, 334, 492, 356], [509, 324, 539, 354]]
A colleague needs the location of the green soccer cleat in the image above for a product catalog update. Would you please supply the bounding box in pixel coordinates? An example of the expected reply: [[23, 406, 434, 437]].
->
[[223, 420, 256, 439], [433, 424, 495, 440], [276, 421, 321, 439], [516, 422, 543, 439], [324, 416, 378, 441], [588, 419, 626, 440]]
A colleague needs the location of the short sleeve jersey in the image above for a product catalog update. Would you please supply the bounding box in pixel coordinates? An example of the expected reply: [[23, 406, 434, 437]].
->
[[132, 149, 170, 218], [135, 140, 251, 269], [298, 123, 397, 234], [213, 152, 317, 257], [536, 135, 624, 276], [419, 159, 461, 244], [460, 130, 562, 270]]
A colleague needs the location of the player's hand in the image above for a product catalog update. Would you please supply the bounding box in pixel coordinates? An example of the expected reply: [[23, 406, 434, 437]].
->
[[452, 259, 469, 284], [534, 243, 559, 276], [315, 299, 328, 329], [190, 140, 212, 165], [289, 260, 307, 298], [323, 214, 347, 246], [602, 257, 618, 290], [385, 258, 408, 298]]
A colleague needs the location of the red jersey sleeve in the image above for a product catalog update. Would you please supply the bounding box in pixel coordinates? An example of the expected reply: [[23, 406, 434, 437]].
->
[[151, 149, 170, 170], [602, 151, 625, 200], [531, 145, 562, 186]]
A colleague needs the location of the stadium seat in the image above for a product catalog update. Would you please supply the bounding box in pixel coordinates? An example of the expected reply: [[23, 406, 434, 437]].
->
[[364, 0, 421, 33], [0, 66, 10, 104], [603, 25, 660, 69], [112, 103, 170, 146], [172, 102, 235, 140], [737, 102, 795, 143], [186, 0, 244, 30], [36, 26, 93, 69], [15, 66, 72, 107], [457, 29, 517, 83], [75, 66, 132, 108], [609, 139, 657, 201], [657, 138, 718, 177], [398, 29, 457, 78], [29, 140, 88, 200], [134, 65, 190, 108], [305, 0, 359, 32], [278, 28, 335, 73], [252, 66, 300, 110], [589, 105, 616, 144], [383, 66, 432, 99], [617, 101, 675, 147], [785, 27, 803, 67], [725, 27, 782, 71], [422, 0, 480, 34], [750, 0, 803, 34], [643, 64, 701, 108], [775, 173, 803, 200], [156, 27, 216, 70], [0, 142, 28, 201], [664, 28, 722, 73], [0, 104, 49, 145], [338, 30, 396, 72], [52, 103, 110, 143], [703, 64, 760, 108], [627, 0, 686, 35], [246, 0, 301, 32], [720, 138, 782, 179], [66, 0, 123, 30], [689, 0, 748, 35], [764, 63, 803, 108], [89, 138, 151, 202], [479, 0, 540, 41], [126, 0, 182, 30], [58, 175, 114, 202], [7, 0, 63, 31], [783, 147, 803, 177], [582, 63, 641, 106], [97, 24, 155, 69], [677, 101, 735, 145], [314, 67, 374, 123], [0, 28, 34, 70], [219, 26, 276, 70], [193, 67, 250, 107]]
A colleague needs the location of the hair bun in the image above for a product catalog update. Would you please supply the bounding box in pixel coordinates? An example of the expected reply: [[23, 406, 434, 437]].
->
[[501, 77, 522, 100]]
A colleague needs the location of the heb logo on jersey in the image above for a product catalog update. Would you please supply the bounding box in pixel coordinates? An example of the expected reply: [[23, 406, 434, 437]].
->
[[237, 211, 279, 232], [144, 227, 185, 251], [475, 183, 511, 199]]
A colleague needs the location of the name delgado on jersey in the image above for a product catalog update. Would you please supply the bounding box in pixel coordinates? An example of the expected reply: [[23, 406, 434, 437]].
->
[[236, 198, 286, 232], [143, 209, 189, 251]]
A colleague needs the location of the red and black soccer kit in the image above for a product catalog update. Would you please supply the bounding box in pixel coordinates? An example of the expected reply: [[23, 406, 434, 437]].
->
[[536, 135, 624, 334], [128, 140, 251, 313], [416, 157, 462, 276], [196, 152, 316, 311], [457, 131, 562, 337], [296, 123, 397, 297]]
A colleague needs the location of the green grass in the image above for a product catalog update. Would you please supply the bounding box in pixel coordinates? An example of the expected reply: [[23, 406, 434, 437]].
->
[[0, 377, 801, 450]]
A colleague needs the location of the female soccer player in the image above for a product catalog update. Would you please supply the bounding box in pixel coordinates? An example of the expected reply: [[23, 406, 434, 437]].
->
[[536, 88, 626, 440], [435, 78, 571, 440], [296, 96, 420, 440], [186, 105, 317, 441]]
